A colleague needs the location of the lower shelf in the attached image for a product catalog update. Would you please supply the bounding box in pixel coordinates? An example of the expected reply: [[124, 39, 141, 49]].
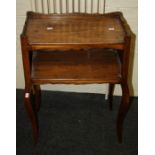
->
[[31, 49, 121, 84]]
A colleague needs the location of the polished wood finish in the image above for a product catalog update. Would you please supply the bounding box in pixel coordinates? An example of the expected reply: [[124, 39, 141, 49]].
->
[[26, 14, 125, 45], [20, 11, 132, 144], [24, 12, 126, 51]]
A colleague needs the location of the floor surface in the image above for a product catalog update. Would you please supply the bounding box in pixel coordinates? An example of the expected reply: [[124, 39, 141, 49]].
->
[[16, 89, 138, 155]]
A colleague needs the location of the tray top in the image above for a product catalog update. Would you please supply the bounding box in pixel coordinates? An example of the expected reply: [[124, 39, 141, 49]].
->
[[24, 12, 126, 46]]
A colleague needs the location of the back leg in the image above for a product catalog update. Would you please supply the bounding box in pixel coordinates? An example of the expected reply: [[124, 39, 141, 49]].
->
[[108, 84, 115, 110], [33, 85, 41, 112]]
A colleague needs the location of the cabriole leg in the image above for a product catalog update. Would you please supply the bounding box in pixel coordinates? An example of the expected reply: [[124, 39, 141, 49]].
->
[[117, 82, 130, 143], [108, 84, 115, 110], [33, 85, 41, 112], [24, 89, 39, 144]]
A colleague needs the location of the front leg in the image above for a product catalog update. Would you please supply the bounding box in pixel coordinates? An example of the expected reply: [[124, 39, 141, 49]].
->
[[117, 82, 130, 143], [24, 88, 39, 144]]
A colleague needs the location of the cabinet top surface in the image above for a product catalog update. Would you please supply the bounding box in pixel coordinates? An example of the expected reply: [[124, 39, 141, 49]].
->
[[23, 12, 127, 46]]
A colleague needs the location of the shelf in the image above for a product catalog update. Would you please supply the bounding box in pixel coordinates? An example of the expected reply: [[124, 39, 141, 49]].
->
[[31, 49, 121, 84]]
